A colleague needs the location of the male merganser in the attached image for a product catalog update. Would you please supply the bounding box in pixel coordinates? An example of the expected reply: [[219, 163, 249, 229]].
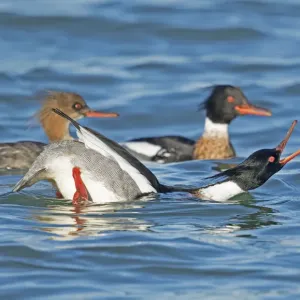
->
[[12, 110, 300, 204], [122, 85, 272, 163], [0, 91, 118, 170]]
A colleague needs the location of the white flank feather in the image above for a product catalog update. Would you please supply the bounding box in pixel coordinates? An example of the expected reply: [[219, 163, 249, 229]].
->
[[200, 180, 244, 201]]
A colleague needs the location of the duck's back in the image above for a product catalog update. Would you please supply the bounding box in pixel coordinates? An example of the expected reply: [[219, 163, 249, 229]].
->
[[0, 141, 46, 170], [123, 135, 195, 163]]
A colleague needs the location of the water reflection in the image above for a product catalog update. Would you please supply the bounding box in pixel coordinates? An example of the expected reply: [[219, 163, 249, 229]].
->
[[31, 199, 153, 240], [9, 188, 280, 241], [205, 199, 279, 237], [234, 204, 278, 231]]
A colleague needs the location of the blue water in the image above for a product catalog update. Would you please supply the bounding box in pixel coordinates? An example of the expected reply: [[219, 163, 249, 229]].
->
[[1, 0, 300, 298]]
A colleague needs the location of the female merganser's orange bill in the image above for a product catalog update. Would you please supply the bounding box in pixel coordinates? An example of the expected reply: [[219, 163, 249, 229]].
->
[[12, 111, 299, 204], [122, 85, 272, 163], [0, 91, 118, 170]]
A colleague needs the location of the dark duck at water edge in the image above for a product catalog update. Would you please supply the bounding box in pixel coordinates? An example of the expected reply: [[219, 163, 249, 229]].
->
[[12, 109, 300, 204], [0, 91, 118, 170], [122, 85, 272, 163]]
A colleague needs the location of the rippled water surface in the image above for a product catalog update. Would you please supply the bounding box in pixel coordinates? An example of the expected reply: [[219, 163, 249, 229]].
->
[[1, 0, 300, 299]]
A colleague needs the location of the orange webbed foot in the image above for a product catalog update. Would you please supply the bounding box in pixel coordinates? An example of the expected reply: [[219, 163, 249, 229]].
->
[[56, 191, 63, 199], [72, 167, 89, 205]]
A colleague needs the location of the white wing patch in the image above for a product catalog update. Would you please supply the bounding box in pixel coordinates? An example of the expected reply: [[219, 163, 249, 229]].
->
[[76, 127, 157, 194], [122, 141, 162, 157]]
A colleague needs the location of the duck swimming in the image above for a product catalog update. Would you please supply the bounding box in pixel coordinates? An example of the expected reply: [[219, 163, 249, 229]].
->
[[12, 109, 300, 204], [122, 85, 272, 163], [0, 91, 118, 170]]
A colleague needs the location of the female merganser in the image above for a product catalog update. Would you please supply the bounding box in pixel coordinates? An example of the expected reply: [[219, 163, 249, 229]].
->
[[12, 110, 300, 204], [0, 91, 118, 170], [122, 85, 272, 163]]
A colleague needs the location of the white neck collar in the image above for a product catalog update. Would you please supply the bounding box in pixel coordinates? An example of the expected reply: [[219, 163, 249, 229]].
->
[[203, 117, 229, 138]]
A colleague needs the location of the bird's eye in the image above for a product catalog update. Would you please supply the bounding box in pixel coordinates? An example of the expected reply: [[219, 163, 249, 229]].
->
[[73, 102, 82, 111], [227, 96, 235, 103], [268, 156, 275, 163]]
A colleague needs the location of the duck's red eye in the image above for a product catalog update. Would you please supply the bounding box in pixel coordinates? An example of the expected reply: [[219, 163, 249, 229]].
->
[[268, 156, 275, 163], [73, 102, 82, 110], [227, 96, 235, 103]]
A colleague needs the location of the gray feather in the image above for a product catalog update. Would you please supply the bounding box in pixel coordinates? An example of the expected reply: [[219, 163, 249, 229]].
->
[[0, 141, 45, 170], [12, 140, 145, 200]]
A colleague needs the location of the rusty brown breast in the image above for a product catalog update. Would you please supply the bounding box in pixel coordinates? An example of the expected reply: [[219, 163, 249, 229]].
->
[[192, 136, 236, 160]]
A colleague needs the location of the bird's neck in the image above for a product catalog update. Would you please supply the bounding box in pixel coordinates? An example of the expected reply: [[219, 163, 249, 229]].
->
[[41, 112, 73, 142], [193, 180, 244, 201], [202, 117, 229, 138], [193, 118, 234, 160]]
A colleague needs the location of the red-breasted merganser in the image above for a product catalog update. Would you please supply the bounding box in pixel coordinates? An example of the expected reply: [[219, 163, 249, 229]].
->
[[122, 85, 272, 163], [12, 110, 299, 204], [0, 91, 118, 170]]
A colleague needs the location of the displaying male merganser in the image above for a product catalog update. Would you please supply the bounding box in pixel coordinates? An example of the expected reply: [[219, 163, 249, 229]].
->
[[0, 91, 118, 170], [12, 110, 300, 204], [122, 85, 272, 163]]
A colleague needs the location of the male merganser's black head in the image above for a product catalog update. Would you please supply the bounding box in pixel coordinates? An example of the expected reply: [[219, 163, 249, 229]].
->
[[210, 120, 300, 191], [201, 85, 272, 124]]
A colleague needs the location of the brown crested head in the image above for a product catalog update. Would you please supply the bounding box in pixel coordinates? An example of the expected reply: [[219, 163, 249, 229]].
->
[[200, 85, 272, 124], [37, 91, 119, 142]]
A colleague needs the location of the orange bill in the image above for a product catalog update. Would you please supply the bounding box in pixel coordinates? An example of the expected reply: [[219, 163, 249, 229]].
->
[[275, 120, 300, 165], [235, 104, 272, 117], [84, 110, 119, 118]]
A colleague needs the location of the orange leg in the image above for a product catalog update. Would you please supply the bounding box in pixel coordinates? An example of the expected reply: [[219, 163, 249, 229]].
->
[[56, 191, 63, 199], [72, 167, 89, 205]]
